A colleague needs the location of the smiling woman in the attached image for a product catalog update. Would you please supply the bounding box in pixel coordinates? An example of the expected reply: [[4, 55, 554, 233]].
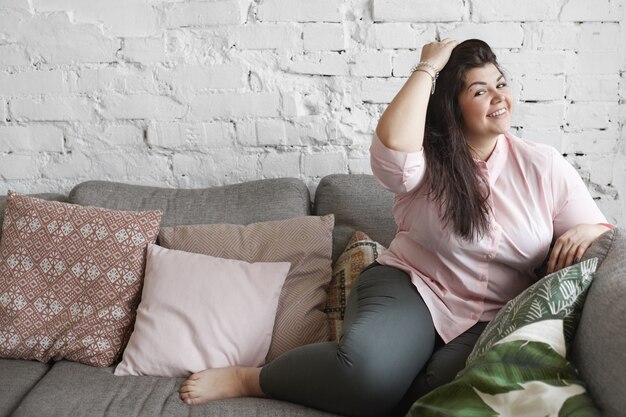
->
[[176, 39, 613, 417]]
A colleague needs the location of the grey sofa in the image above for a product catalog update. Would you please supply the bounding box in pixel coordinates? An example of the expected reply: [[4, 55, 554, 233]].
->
[[0, 174, 624, 417]]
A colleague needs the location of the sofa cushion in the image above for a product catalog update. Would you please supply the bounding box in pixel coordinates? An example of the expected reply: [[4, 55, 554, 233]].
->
[[115, 244, 289, 377], [575, 227, 625, 417], [158, 215, 335, 362], [0, 193, 67, 243], [324, 231, 386, 341], [0, 192, 162, 367], [0, 358, 51, 417], [11, 360, 342, 417], [313, 174, 395, 262], [68, 178, 311, 226]]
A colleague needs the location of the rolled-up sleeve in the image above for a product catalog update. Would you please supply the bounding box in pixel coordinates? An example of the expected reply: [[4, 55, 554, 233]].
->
[[550, 149, 609, 237], [370, 133, 427, 194]]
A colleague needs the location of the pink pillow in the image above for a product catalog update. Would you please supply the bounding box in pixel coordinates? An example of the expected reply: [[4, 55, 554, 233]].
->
[[0, 192, 162, 367], [114, 244, 290, 377], [158, 215, 334, 362]]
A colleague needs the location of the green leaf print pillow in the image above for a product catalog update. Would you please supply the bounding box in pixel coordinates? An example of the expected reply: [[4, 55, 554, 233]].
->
[[407, 258, 601, 417]]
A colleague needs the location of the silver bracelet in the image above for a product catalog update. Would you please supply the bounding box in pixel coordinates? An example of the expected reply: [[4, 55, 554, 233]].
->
[[411, 68, 439, 95], [411, 61, 438, 74]]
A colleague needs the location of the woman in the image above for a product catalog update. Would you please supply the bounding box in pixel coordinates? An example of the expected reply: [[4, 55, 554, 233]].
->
[[178, 39, 611, 417]]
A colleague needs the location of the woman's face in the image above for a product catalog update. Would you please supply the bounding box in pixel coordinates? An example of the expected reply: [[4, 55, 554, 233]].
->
[[457, 63, 512, 144]]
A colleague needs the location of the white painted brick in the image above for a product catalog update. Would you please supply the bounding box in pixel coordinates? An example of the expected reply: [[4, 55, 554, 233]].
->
[[0, 44, 30, 67], [566, 52, 623, 74], [173, 152, 258, 186], [11, 97, 94, 121], [41, 151, 92, 179], [303, 24, 346, 51], [3, 11, 119, 64], [281, 90, 328, 118], [237, 24, 302, 50], [497, 51, 568, 76], [365, 24, 435, 50], [473, 0, 560, 22], [191, 93, 280, 119], [440, 23, 524, 49], [0, 125, 64, 152], [360, 78, 405, 104], [560, 0, 622, 22], [1, 100, 6, 122], [148, 121, 235, 148], [285, 118, 329, 145], [0, 154, 37, 180], [256, 119, 286, 146], [0, 70, 67, 95], [260, 152, 301, 178], [588, 156, 615, 186], [102, 125, 143, 147], [565, 128, 618, 155], [157, 64, 246, 92], [519, 75, 565, 101], [565, 103, 619, 130], [123, 38, 166, 63], [303, 151, 347, 178], [287, 53, 349, 76], [512, 102, 565, 130], [517, 129, 565, 153], [567, 75, 620, 101], [526, 23, 621, 52], [101, 95, 186, 120], [94, 152, 171, 182], [347, 150, 373, 175], [166, 1, 243, 27], [73, 67, 158, 94], [257, 0, 341, 22], [235, 120, 257, 146], [0, 0, 31, 10], [393, 51, 421, 77], [34, 0, 159, 37], [351, 52, 392, 77], [373, 0, 464, 22]]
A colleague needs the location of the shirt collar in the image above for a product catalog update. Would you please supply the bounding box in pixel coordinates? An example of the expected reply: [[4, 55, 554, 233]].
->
[[474, 134, 508, 186]]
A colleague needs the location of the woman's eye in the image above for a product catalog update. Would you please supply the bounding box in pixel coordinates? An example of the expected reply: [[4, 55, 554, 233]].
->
[[474, 90, 486, 97], [497, 82, 508, 88]]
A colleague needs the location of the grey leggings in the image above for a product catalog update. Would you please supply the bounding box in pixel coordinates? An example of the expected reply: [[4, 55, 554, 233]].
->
[[259, 263, 487, 417]]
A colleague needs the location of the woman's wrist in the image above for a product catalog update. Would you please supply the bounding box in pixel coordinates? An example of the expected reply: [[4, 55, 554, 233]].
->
[[410, 61, 439, 95]]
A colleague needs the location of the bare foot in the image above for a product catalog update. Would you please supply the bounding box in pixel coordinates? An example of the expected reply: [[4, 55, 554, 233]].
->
[[179, 367, 262, 405]]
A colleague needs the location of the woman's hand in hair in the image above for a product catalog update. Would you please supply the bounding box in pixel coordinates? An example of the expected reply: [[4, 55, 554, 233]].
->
[[546, 223, 612, 273], [419, 39, 459, 73]]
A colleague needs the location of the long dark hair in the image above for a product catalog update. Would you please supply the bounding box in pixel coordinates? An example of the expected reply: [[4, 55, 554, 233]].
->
[[424, 39, 502, 240]]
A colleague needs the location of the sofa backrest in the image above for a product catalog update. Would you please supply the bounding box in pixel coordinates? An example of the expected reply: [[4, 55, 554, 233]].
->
[[67, 178, 311, 227], [575, 226, 625, 417], [313, 174, 396, 262]]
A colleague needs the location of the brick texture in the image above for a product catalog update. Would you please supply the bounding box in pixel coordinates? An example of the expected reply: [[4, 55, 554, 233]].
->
[[0, 0, 623, 226]]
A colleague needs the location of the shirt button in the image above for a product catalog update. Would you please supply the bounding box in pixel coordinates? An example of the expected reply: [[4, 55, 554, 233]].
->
[[479, 274, 487, 282], [470, 313, 478, 320], [485, 252, 495, 260]]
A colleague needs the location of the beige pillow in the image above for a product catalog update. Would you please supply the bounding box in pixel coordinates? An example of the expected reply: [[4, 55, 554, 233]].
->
[[158, 215, 334, 362], [0, 192, 162, 367], [325, 231, 386, 341]]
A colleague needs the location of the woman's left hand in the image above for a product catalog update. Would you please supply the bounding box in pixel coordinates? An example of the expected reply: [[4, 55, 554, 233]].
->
[[547, 224, 611, 273]]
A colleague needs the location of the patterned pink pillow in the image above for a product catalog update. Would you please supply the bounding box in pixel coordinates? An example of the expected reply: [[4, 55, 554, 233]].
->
[[0, 192, 162, 367]]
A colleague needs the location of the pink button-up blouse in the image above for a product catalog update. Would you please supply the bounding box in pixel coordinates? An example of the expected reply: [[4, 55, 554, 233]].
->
[[370, 132, 608, 343]]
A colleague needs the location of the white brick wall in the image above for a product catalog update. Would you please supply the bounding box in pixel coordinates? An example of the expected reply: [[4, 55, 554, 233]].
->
[[0, 0, 624, 226]]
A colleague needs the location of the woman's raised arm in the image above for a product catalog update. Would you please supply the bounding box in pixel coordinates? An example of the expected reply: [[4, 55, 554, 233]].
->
[[375, 39, 458, 153]]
